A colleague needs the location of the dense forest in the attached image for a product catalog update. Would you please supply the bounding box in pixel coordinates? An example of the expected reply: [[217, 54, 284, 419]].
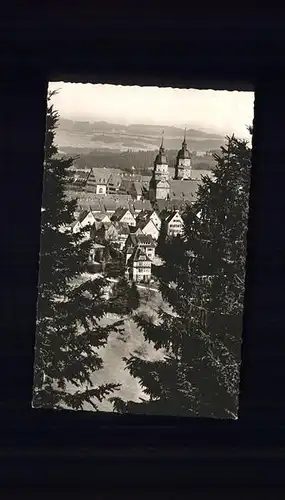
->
[[64, 148, 218, 173]]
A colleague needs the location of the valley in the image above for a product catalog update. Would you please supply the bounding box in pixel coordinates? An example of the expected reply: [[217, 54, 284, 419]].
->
[[56, 118, 225, 154]]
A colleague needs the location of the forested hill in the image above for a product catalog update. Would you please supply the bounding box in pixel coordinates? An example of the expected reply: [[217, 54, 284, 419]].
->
[[65, 148, 219, 173], [59, 118, 223, 139], [56, 118, 226, 153]]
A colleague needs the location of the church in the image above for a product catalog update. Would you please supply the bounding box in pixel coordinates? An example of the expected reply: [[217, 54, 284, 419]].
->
[[149, 132, 170, 202], [149, 130, 200, 204]]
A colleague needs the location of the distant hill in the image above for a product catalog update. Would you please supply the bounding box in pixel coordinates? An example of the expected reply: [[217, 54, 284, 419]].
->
[[56, 118, 225, 153]]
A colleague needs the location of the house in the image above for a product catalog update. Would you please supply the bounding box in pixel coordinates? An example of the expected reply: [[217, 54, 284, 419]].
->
[[91, 221, 119, 245], [102, 195, 133, 215], [136, 209, 161, 231], [93, 220, 130, 250], [132, 199, 152, 215], [127, 247, 152, 284], [77, 199, 104, 214], [113, 222, 130, 250], [78, 210, 96, 240], [129, 181, 143, 200], [93, 213, 111, 225], [90, 213, 111, 233], [69, 220, 81, 234], [118, 178, 133, 196], [136, 217, 160, 241], [65, 168, 91, 189], [168, 179, 200, 202], [125, 233, 156, 264], [102, 198, 118, 215], [154, 198, 191, 215], [140, 175, 152, 189], [89, 242, 106, 263], [164, 211, 184, 238], [70, 210, 96, 233], [111, 207, 136, 227], [107, 173, 123, 195], [119, 180, 142, 200], [128, 226, 144, 238], [85, 168, 110, 194], [88, 243, 106, 273], [78, 210, 96, 228], [90, 218, 103, 233]]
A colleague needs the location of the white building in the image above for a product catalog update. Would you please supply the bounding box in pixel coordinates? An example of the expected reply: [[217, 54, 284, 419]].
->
[[136, 218, 160, 241], [165, 211, 184, 238], [111, 207, 136, 227], [70, 209, 96, 234], [137, 209, 161, 231], [125, 233, 156, 264], [127, 247, 152, 283], [93, 213, 111, 225]]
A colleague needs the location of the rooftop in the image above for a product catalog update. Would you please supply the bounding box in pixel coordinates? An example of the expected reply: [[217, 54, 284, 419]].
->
[[77, 209, 90, 223], [169, 179, 200, 200], [114, 222, 131, 235], [111, 207, 132, 221], [127, 233, 156, 248], [94, 212, 110, 221], [164, 211, 183, 223], [133, 199, 152, 212], [128, 246, 152, 265], [107, 172, 123, 186], [137, 233, 156, 247]]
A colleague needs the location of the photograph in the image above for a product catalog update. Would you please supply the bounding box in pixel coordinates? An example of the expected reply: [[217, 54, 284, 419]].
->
[[32, 82, 254, 419]]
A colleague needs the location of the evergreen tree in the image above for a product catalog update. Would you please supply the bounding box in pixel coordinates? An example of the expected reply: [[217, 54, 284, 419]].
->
[[104, 243, 125, 279], [111, 134, 251, 419], [110, 277, 140, 315], [155, 215, 168, 259], [127, 282, 140, 313], [33, 91, 125, 411]]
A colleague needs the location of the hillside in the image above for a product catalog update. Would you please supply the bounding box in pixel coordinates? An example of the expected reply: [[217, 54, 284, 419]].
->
[[56, 118, 225, 154], [67, 148, 218, 172]]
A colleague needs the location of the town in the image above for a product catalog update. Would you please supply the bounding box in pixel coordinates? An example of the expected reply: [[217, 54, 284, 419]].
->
[[65, 131, 213, 285], [33, 82, 252, 418]]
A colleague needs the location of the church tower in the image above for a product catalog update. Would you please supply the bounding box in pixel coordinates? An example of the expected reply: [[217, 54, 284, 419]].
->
[[149, 132, 170, 202], [174, 129, 192, 180]]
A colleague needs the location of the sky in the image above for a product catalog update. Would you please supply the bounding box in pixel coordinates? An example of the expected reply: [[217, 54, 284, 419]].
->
[[49, 81, 255, 139]]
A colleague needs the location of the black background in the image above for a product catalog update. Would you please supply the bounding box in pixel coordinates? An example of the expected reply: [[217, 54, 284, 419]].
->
[[1, 4, 285, 495]]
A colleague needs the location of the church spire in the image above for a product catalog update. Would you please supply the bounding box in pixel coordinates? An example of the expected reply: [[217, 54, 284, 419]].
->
[[160, 130, 165, 152], [182, 127, 187, 147]]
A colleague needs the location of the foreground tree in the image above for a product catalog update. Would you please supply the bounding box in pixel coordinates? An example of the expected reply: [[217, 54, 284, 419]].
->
[[109, 277, 140, 315], [33, 91, 129, 411], [104, 244, 126, 279], [111, 133, 251, 418]]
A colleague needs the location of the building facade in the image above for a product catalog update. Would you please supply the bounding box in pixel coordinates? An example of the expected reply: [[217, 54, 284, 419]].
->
[[125, 233, 156, 264], [165, 211, 184, 238], [111, 208, 136, 227], [127, 247, 152, 283], [137, 209, 162, 231], [137, 218, 160, 241]]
